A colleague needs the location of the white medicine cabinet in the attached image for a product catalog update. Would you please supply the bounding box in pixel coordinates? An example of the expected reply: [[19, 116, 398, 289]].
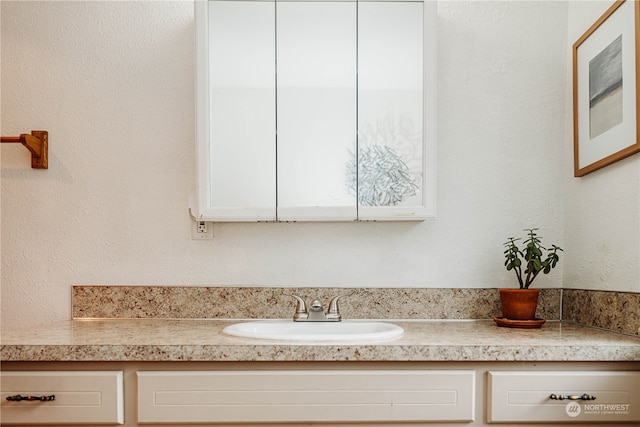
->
[[195, 0, 436, 222]]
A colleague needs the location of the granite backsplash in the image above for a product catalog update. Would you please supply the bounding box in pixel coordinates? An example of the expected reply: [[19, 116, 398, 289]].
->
[[73, 286, 562, 321], [563, 289, 640, 336], [72, 286, 640, 336]]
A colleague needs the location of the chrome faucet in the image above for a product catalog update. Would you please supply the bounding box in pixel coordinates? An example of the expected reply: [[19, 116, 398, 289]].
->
[[285, 293, 353, 322]]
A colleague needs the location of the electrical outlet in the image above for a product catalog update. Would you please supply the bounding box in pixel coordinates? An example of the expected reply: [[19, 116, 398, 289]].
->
[[192, 220, 213, 240]]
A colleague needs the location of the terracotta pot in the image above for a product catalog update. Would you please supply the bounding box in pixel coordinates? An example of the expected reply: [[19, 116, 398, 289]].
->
[[499, 288, 540, 320]]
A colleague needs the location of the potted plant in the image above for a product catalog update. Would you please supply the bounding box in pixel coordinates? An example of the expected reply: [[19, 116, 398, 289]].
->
[[500, 228, 562, 323]]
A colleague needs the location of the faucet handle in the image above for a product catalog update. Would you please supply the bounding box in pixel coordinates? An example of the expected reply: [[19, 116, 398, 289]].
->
[[284, 294, 308, 321], [326, 291, 354, 320]]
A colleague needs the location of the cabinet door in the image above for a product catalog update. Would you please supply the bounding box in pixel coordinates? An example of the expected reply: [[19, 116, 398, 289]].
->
[[196, 1, 276, 221], [137, 370, 475, 423], [276, 1, 357, 221], [487, 371, 640, 423], [358, 1, 429, 220], [1, 371, 124, 425]]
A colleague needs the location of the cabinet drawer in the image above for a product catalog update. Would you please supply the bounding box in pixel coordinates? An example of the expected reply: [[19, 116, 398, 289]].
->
[[487, 371, 640, 423], [138, 370, 475, 424], [1, 371, 124, 425]]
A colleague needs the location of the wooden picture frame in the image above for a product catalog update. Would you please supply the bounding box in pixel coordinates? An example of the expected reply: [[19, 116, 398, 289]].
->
[[573, 0, 640, 177]]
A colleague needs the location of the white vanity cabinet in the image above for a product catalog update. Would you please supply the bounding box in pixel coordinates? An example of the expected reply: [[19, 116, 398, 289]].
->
[[195, 0, 436, 222], [0, 371, 124, 425], [2, 362, 639, 427]]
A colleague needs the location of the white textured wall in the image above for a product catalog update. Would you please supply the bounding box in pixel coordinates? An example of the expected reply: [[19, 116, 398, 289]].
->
[[2, 1, 569, 330], [563, 1, 640, 293]]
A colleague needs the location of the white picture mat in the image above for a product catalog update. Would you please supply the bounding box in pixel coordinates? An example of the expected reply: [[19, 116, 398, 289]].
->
[[576, 0, 637, 170]]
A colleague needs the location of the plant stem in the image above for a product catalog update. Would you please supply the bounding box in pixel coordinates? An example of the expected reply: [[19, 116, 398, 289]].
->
[[515, 264, 524, 288]]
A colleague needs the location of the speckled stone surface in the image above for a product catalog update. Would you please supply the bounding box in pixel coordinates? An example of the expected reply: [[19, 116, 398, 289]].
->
[[1, 319, 639, 362], [72, 286, 561, 320], [3, 286, 637, 363], [563, 289, 640, 336]]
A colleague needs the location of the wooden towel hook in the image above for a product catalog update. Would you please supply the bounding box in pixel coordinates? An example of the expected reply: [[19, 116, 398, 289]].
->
[[1, 130, 48, 169]]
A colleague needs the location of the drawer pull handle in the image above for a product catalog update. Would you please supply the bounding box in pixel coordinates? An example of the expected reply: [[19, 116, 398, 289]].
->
[[549, 393, 596, 401], [6, 394, 55, 402]]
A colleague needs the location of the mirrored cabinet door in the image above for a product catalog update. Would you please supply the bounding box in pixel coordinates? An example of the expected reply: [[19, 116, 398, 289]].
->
[[198, 1, 277, 221], [357, 1, 426, 220], [276, 1, 357, 221]]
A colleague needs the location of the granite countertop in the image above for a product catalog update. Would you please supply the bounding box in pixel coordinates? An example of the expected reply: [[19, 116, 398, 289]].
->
[[2, 319, 639, 362]]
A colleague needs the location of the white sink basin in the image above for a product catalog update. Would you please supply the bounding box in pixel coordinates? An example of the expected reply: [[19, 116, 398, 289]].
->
[[223, 320, 404, 342]]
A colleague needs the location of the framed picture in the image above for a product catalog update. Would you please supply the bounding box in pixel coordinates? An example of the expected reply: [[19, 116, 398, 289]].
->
[[573, 0, 640, 177]]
